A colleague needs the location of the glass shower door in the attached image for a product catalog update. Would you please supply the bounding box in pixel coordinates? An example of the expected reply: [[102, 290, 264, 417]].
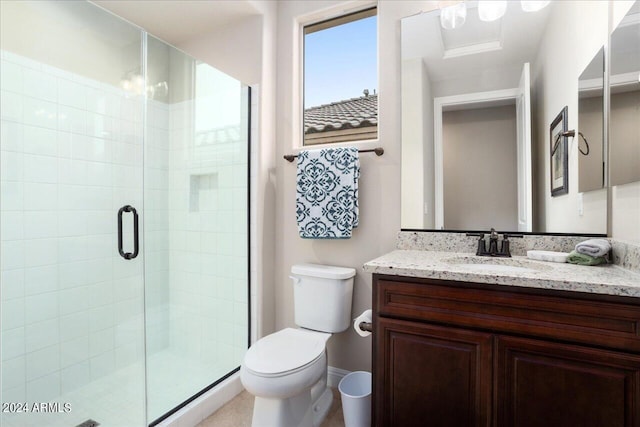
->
[[1, 1, 147, 426], [144, 36, 250, 424], [1, 2, 251, 426]]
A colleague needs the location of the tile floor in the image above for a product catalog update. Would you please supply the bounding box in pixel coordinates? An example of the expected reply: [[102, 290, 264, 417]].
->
[[196, 389, 345, 427], [1, 362, 146, 427], [0, 349, 236, 427]]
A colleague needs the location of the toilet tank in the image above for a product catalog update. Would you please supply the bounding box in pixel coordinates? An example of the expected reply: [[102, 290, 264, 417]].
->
[[290, 264, 356, 333]]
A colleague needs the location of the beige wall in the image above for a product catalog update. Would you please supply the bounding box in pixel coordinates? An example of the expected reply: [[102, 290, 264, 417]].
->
[[443, 105, 518, 231], [170, 0, 640, 374], [612, 182, 640, 242], [178, 14, 263, 86], [610, 89, 640, 186], [274, 0, 640, 372], [275, 1, 437, 371], [611, 0, 640, 243], [578, 95, 605, 192], [245, 0, 278, 341], [533, 0, 639, 240], [401, 58, 434, 229], [532, 0, 609, 234]]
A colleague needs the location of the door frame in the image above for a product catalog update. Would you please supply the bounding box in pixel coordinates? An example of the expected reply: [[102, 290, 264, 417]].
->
[[433, 86, 532, 231]]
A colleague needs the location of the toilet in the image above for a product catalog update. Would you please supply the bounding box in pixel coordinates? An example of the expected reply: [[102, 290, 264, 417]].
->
[[240, 263, 355, 427]]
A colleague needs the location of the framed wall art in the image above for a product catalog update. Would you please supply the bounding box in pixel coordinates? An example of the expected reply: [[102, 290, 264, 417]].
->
[[550, 106, 569, 196]]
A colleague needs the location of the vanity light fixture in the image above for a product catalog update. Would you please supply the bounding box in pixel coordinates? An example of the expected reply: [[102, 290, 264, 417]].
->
[[478, 0, 507, 22], [520, 0, 551, 12], [120, 69, 169, 99], [438, 0, 549, 30], [440, 2, 467, 30], [121, 71, 145, 95]]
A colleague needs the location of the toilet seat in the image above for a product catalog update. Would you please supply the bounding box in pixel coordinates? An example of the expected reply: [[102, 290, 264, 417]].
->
[[244, 328, 331, 377]]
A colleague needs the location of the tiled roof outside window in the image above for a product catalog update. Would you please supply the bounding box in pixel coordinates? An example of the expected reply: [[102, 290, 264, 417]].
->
[[303, 93, 378, 145], [304, 93, 378, 135]]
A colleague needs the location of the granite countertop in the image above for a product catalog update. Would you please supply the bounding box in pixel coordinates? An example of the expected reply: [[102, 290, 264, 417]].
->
[[363, 250, 640, 298]]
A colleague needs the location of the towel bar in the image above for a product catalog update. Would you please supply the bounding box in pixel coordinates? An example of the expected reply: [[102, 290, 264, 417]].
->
[[284, 147, 384, 162]]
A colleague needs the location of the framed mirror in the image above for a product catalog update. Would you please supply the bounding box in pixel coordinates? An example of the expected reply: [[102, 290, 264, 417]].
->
[[578, 47, 605, 193], [610, 0, 640, 187], [401, 1, 609, 234]]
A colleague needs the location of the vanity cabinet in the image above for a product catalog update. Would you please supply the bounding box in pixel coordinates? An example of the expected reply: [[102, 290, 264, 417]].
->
[[375, 317, 492, 426], [372, 275, 640, 427]]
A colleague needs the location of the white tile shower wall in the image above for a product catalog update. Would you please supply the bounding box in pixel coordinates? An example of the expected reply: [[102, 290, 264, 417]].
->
[[0, 50, 145, 402], [144, 99, 171, 355], [167, 97, 248, 372]]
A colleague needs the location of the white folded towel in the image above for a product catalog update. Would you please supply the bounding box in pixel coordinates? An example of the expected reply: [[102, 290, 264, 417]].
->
[[575, 239, 611, 257]]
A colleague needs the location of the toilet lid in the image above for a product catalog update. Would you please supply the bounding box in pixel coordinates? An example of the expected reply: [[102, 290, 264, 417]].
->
[[244, 328, 330, 375]]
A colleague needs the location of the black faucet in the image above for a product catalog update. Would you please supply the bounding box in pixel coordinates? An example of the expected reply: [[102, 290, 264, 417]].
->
[[466, 228, 523, 257], [488, 228, 500, 255]]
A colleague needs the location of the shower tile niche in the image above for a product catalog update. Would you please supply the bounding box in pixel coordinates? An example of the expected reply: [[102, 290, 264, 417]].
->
[[190, 173, 219, 212]]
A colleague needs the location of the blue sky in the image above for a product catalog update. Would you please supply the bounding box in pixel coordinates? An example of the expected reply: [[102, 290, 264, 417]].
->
[[304, 15, 377, 108]]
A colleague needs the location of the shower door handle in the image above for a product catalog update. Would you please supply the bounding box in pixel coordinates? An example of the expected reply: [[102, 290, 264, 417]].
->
[[117, 205, 139, 260]]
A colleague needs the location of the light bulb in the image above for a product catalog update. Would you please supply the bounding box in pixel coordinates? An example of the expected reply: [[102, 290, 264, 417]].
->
[[521, 1, 550, 12], [440, 2, 467, 30], [478, 0, 507, 22]]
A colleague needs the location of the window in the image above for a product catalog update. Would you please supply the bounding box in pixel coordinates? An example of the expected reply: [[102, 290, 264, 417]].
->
[[303, 8, 378, 145]]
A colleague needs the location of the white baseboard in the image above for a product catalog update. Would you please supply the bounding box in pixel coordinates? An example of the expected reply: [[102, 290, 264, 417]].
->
[[327, 366, 351, 388]]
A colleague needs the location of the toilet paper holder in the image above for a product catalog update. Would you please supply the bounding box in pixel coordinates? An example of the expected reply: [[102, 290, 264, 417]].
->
[[359, 322, 373, 333], [354, 309, 373, 337]]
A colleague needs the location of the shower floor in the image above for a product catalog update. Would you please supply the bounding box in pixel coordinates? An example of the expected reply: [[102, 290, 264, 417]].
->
[[1, 348, 233, 427], [146, 349, 238, 422]]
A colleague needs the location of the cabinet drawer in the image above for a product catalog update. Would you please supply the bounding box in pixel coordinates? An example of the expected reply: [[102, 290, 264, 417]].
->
[[375, 276, 640, 353]]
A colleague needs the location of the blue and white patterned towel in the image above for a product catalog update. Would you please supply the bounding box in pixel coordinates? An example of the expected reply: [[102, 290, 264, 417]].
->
[[296, 147, 360, 239]]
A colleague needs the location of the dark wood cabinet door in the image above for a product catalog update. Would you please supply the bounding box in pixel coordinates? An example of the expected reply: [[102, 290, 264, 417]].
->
[[495, 335, 640, 427], [374, 317, 492, 427]]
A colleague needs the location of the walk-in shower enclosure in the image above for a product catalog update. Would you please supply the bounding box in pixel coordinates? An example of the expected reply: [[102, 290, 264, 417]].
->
[[0, 1, 250, 426]]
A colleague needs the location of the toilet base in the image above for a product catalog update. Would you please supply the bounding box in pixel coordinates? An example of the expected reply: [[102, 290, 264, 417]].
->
[[250, 383, 333, 427], [310, 386, 333, 427]]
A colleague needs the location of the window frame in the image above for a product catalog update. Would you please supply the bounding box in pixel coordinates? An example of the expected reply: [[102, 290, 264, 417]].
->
[[299, 5, 379, 148]]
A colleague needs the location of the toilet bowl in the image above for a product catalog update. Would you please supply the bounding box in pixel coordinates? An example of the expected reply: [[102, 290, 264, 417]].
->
[[240, 328, 333, 427], [241, 264, 356, 427], [241, 328, 330, 398]]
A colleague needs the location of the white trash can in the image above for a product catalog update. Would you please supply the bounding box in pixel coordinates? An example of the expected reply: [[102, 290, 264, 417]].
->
[[338, 371, 372, 427]]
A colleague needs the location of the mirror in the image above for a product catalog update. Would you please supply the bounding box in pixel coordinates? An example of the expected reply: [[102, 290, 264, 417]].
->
[[578, 47, 605, 193], [610, 1, 640, 186], [401, 1, 609, 234]]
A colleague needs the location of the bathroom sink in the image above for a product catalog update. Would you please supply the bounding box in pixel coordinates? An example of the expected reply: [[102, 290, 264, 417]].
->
[[443, 256, 552, 274]]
